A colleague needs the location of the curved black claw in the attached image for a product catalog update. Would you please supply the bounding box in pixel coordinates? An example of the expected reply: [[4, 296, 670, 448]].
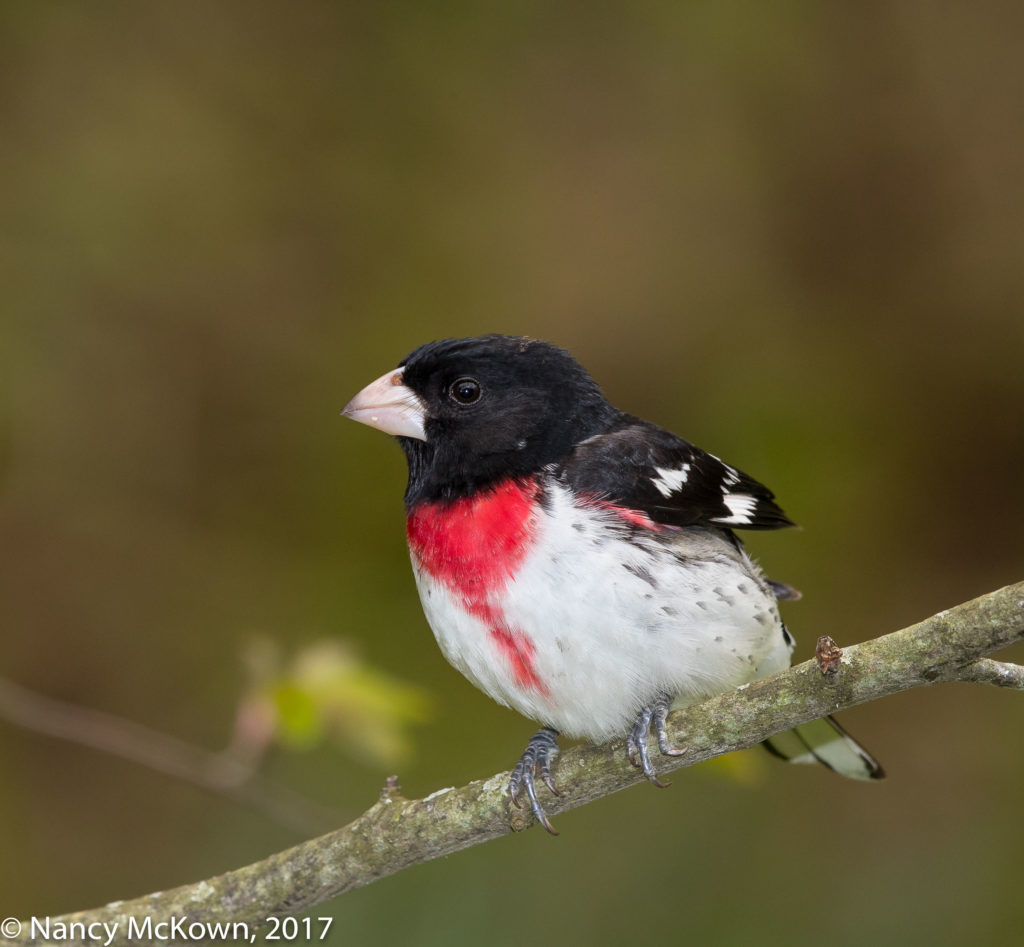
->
[[509, 727, 561, 835], [627, 693, 685, 787]]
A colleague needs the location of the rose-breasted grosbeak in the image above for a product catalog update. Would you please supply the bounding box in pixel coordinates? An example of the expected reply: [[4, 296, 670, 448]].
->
[[343, 335, 883, 833]]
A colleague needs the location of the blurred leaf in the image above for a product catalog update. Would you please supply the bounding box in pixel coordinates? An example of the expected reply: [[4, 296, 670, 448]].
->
[[239, 637, 432, 768], [700, 747, 767, 786], [272, 682, 322, 746]]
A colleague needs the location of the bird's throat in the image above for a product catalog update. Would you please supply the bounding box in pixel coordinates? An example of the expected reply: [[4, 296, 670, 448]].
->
[[406, 477, 539, 599]]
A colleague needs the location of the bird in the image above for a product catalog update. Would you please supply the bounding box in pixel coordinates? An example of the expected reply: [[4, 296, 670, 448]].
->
[[341, 334, 883, 833]]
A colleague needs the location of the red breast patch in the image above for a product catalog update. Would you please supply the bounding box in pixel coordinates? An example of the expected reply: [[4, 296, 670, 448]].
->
[[407, 478, 547, 693]]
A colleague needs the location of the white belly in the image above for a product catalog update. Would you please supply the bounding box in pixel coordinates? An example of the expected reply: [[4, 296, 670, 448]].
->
[[411, 483, 792, 742]]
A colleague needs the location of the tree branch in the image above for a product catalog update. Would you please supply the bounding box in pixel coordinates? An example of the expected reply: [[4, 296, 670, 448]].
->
[[953, 657, 1024, 690], [0, 677, 342, 836], [7, 580, 1023, 947]]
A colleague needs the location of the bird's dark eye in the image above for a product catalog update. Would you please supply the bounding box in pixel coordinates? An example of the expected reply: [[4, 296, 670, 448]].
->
[[449, 377, 482, 405]]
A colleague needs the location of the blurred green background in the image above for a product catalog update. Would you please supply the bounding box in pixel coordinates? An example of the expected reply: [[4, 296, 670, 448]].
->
[[2, 2, 1023, 944]]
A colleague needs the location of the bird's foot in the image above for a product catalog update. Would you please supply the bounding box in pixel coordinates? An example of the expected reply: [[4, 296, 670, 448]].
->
[[509, 726, 561, 835], [626, 692, 686, 786]]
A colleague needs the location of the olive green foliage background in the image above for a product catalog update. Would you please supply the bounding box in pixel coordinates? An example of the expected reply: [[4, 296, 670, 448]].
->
[[2, 3, 1023, 945]]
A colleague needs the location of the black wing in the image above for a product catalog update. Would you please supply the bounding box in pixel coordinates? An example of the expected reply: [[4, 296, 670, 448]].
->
[[558, 415, 795, 530]]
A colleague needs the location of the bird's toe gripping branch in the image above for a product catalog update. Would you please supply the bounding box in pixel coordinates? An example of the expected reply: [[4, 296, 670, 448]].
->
[[510, 695, 688, 835], [626, 692, 686, 786], [509, 726, 562, 835]]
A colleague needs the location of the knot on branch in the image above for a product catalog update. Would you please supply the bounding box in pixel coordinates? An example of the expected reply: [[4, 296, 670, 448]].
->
[[815, 635, 843, 677]]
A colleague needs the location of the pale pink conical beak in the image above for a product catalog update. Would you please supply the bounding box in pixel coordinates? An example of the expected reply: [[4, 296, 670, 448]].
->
[[341, 367, 427, 440]]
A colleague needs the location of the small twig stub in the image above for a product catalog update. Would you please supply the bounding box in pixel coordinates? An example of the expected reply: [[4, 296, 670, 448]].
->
[[815, 635, 843, 676]]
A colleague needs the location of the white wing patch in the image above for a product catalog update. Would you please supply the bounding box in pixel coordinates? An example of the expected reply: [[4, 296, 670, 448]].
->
[[651, 464, 691, 498], [716, 493, 758, 524], [707, 455, 741, 487]]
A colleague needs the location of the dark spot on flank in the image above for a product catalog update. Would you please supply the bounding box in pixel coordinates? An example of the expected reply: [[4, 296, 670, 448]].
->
[[623, 562, 658, 588], [714, 635, 724, 643], [696, 601, 710, 611], [660, 605, 678, 617], [753, 611, 770, 626], [572, 521, 586, 532], [713, 586, 735, 606], [737, 582, 749, 594]]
